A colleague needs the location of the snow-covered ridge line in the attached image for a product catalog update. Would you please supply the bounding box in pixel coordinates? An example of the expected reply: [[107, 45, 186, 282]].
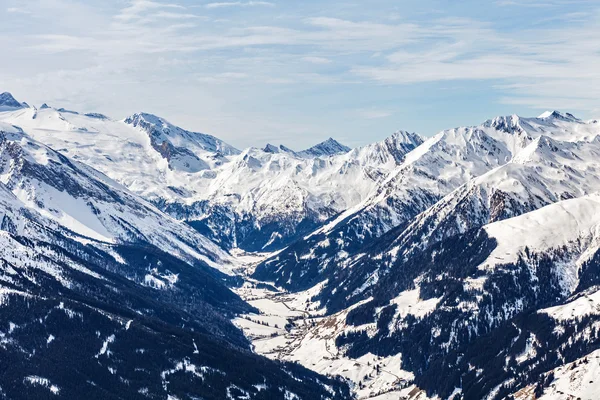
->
[[483, 194, 600, 273], [0, 92, 428, 251]]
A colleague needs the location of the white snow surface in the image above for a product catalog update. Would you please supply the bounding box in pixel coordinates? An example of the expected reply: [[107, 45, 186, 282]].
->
[[540, 288, 600, 322], [483, 194, 600, 272], [0, 106, 422, 231], [233, 283, 416, 400], [512, 348, 600, 400]]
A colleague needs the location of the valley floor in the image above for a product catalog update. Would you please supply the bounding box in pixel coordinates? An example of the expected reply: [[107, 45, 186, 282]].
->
[[231, 256, 431, 400]]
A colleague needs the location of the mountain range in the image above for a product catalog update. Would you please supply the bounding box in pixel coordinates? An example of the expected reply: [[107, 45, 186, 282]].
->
[[0, 92, 599, 400]]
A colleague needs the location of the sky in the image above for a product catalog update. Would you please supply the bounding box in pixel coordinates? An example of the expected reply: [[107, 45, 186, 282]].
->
[[1, 0, 600, 149]]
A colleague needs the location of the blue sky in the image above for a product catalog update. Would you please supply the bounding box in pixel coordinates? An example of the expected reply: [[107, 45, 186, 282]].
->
[[1, 0, 599, 149]]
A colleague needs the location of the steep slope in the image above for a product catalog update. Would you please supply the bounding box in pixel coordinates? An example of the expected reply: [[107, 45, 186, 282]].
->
[[0, 92, 24, 110], [332, 195, 600, 399], [249, 112, 600, 398], [0, 105, 239, 199], [382, 134, 600, 260], [252, 116, 526, 290], [0, 121, 231, 272], [0, 188, 352, 399], [510, 347, 600, 400], [124, 112, 240, 172]]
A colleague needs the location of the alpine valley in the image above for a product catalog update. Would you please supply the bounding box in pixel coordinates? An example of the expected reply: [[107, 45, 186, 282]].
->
[[0, 91, 599, 400]]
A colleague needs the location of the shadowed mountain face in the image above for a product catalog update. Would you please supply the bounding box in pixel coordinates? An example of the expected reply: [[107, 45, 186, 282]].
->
[[0, 224, 351, 399], [0, 92, 24, 109], [297, 137, 352, 158]]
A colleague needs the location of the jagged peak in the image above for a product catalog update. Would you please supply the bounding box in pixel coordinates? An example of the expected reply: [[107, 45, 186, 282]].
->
[[263, 143, 280, 153], [0, 92, 24, 109], [482, 114, 527, 134], [512, 134, 568, 164], [538, 110, 579, 121], [388, 130, 424, 145], [124, 112, 167, 127], [124, 112, 240, 155], [297, 137, 351, 158], [39, 103, 51, 109], [322, 137, 346, 146]]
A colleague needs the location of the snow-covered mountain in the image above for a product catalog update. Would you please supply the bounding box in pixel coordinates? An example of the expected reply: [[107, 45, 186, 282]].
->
[[2, 90, 600, 400], [0, 120, 232, 272], [251, 193, 600, 400], [0, 98, 423, 251], [263, 137, 351, 158], [123, 112, 240, 172], [254, 112, 600, 291]]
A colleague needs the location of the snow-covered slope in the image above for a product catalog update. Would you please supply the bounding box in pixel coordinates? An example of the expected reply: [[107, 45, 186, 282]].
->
[[0, 105, 239, 199], [511, 348, 600, 400], [173, 130, 423, 250], [251, 112, 600, 399], [0, 119, 354, 399], [123, 112, 240, 172], [380, 134, 600, 264], [4, 92, 600, 399], [0, 120, 231, 272], [263, 137, 351, 158], [321, 194, 600, 399]]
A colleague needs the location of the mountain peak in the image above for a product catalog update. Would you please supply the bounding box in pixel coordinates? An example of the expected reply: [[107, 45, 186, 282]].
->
[[538, 110, 579, 121], [297, 137, 351, 158], [124, 112, 166, 127], [39, 103, 51, 109], [124, 112, 240, 158], [0, 92, 23, 109], [389, 130, 423, 145], [263, 143, 280, 153]]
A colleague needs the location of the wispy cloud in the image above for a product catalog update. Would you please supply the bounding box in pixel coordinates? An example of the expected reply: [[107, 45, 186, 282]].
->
[[115, 0, 186, 21], [204, 1, 274, 9], [6, 7, 31, 14], [301, 56, 332, 65]]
